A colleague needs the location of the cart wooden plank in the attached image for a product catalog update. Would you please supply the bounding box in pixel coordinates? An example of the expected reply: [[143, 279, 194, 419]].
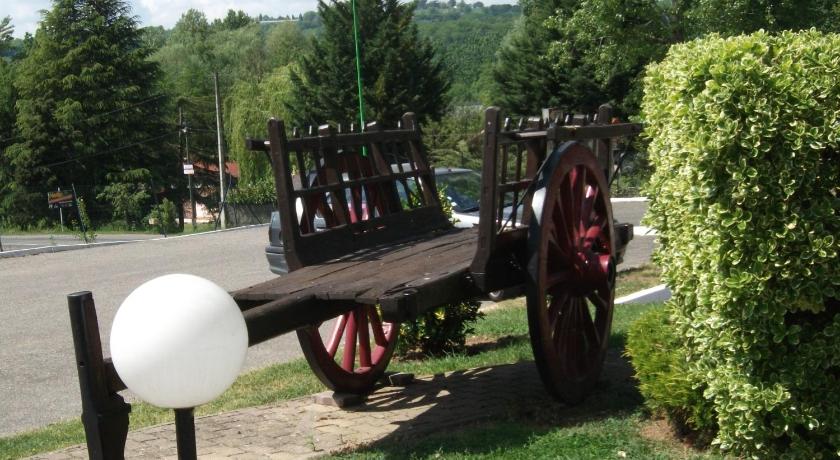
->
[[232, 227, 478, 311]]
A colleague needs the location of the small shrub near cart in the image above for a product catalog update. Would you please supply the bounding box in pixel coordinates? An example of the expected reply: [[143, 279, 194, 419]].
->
[[625, 306, 717, 444], [639, 30, 840, 457], [397, 301, 483, 357]]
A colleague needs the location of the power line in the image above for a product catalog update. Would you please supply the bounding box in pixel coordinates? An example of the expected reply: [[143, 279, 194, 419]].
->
[[41, 132, 174, 169], [84, 94, 167, 120]]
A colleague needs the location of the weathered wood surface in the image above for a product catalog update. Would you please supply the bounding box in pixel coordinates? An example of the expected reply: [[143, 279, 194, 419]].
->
[[256, 113, 450, 271], [233, 227, 478, 323]]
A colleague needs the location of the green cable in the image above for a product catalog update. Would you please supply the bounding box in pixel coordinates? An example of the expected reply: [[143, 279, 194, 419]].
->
[[351, 0, 367, 156]]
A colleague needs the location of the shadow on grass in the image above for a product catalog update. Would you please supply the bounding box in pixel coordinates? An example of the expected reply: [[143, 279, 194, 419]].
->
[[343, 332, 642, 459], [465, 334, 529, 355]]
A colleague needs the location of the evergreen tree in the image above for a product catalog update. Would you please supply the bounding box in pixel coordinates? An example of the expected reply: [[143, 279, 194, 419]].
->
[[4, 0, 173, 226], [0, 16, 13, 52], [491, 0, 591, 115], [287, 0, 449, 128], [495, 0, 840, 118]]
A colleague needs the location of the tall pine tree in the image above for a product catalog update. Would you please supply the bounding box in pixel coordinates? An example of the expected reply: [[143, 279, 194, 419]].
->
[[4, 0, 173, 226], [491, 0, 600, 116], [287, 0, 449, 128]]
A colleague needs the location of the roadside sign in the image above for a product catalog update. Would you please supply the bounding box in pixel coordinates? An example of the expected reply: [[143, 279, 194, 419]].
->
[[48, 190, 74, 209], [183, 163, 195, 175]]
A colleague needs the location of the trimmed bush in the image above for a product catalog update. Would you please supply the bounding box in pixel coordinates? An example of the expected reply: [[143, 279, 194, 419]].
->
[[625, 305, 717, 444], [642, 30, 840, 457]]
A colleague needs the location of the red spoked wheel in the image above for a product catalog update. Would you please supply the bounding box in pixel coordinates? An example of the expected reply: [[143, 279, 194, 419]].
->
[[526, 141, 616, 404], [297, 304, 399, 393]]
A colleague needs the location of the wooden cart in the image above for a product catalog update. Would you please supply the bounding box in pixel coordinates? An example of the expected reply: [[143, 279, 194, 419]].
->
[[66, 105, 640, 458], [235, 105, 641, 401]]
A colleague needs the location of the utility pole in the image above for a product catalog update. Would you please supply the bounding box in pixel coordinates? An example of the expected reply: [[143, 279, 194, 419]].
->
[[180, 107, 197, 230], [213, 71, 227, 229]]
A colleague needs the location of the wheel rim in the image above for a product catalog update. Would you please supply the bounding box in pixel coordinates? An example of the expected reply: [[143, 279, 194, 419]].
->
[[297, 304, 399, 393], [527, 142, 615, 403]]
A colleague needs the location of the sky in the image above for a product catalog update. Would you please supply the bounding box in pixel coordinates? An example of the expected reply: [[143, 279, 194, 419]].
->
[[1, 0, 517, 39]]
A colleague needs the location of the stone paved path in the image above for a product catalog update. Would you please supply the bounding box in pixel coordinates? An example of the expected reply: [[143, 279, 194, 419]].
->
[[31, 361, 563, 459], [33, 350, 635, 459]]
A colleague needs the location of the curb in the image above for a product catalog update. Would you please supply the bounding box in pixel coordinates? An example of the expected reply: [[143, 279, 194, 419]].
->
[[0, 223, 269, 259], [633, 225, 657, 236], [615, 284, 669, 304]]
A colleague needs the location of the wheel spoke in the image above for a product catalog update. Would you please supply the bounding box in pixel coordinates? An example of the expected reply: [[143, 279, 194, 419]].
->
[[368, 307, 388, 347], [553, 296, 574, 352], [561, 297, 579, 359], [547, 226, 572, 261], [564, 171, 579, 242], [580, 185, 598, 236], [579, 298, 600, 350], [547, 291, 567, 332], [327, 314, 348, 358], [589, 213, 607, 235], [587, 292, 608, 312], [342, 311, 357, 372], [546, 270, 571, 291], [357, 308, 372, 369], [553, 199, 575, 250], [573, 168, 587, 224]]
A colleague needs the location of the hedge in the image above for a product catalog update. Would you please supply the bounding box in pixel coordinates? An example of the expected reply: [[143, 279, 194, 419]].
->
[[641, 30, 840, 457]]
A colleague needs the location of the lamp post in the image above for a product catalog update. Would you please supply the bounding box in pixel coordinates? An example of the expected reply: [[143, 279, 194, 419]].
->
[[110, 274, 248, 459]]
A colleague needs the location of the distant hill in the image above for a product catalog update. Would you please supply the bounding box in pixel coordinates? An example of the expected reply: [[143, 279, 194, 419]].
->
[[256, 1, 520, 104], [415, 2, 520, 104]]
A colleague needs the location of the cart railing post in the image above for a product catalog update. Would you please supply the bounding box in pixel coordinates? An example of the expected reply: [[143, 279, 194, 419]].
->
[[469, 107, 501, 290], [68, 291, 131, 460]]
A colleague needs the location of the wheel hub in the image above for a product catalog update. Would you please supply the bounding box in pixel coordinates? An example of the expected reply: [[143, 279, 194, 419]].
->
[[570, 249, 613, 295]]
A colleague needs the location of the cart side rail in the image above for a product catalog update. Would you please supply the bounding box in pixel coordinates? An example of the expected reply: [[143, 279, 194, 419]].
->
[[251, 113, 451, 270], [470, 105, 642, 291]]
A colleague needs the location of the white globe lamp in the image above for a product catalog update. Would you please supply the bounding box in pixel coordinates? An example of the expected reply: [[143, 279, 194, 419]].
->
[[110, 274, 248, 459]]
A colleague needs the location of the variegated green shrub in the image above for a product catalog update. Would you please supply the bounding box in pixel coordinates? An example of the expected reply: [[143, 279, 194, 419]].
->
[[642, 30, 840, 458]]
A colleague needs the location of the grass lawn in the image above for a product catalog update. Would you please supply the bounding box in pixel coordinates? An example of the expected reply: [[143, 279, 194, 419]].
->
[[615, 264, 663, 298], [0, 266, 681, 459]]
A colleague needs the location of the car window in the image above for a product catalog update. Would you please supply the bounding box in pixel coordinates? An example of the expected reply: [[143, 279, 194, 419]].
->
[[437, 171, 481, 212]]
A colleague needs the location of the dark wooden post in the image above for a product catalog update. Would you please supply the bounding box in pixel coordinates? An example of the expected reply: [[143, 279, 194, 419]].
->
[[469, 107, 502, 291], [596, 104, 614, 182], [267, 118, 304, 271], [68, 292, 131, 460]]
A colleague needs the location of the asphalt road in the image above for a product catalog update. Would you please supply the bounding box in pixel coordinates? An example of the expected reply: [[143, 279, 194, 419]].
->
[[0, 200, 653, 437], [0, 226, 286, 436]]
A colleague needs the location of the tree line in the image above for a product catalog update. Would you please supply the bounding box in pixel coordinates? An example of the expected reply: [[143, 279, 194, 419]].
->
[[1, 0, 838, 229]]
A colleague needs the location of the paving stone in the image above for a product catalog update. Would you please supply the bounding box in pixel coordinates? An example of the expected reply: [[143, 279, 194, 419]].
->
[[34, 363, 570, 459], [313, 391, 366, 408], [384, 372, 415, 386]]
